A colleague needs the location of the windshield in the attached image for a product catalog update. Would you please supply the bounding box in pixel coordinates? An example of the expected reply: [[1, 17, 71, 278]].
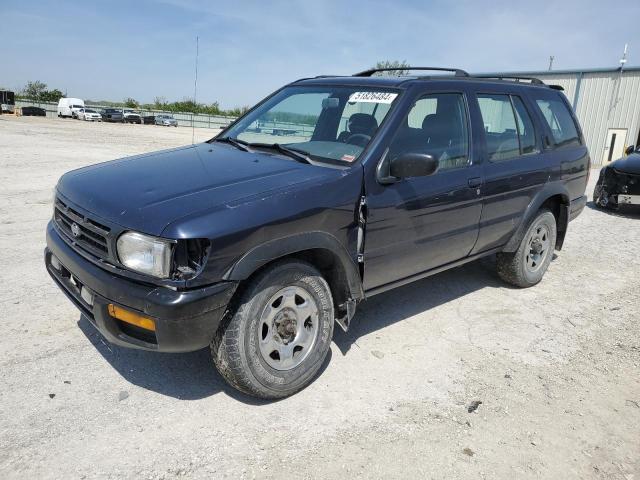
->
[[220, 86, 399, 164], [85, 109, 96, 113]]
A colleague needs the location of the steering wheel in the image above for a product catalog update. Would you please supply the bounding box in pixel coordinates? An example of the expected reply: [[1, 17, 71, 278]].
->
[[346, 133, 371, 147]]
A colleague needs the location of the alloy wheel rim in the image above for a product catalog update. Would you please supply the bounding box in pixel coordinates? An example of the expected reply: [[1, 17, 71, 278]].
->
[[258, 286, 320, 371], [525, 223, 550, 273]]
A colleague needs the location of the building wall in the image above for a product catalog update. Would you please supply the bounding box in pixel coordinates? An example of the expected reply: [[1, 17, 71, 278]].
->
[[516, 69, 640, 166]]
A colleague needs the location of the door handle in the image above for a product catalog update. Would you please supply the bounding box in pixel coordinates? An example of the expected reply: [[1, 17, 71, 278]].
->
[[468, 177, 482, 188]]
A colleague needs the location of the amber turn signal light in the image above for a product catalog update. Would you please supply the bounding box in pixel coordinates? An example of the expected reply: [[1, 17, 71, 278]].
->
[[108, 304, 156, 332]]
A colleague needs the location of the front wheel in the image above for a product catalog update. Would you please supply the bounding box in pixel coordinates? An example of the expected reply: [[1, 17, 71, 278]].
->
[[211, 259, 334, 399], [497, 209, 557, 288]]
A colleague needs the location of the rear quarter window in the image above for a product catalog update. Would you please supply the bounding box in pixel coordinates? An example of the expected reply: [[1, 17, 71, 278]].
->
[[532, 93, 581, 148]]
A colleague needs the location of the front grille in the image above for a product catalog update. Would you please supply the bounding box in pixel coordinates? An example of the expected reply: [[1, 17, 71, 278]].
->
[[54, 197, 111, 259]]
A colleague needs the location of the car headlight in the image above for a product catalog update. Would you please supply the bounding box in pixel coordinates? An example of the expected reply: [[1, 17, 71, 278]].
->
[[116, 231, 174, 278]]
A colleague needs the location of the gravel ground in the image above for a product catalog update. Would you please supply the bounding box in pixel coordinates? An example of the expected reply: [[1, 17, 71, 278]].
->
[[1, 116, 639, 480]]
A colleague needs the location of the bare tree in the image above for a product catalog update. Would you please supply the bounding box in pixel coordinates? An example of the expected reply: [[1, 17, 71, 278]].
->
[[373, 60, 411, 76], [22, 80, 47, 100]]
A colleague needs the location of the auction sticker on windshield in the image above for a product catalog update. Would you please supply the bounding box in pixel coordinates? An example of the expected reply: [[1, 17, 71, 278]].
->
[[348, 92, 398, 104]]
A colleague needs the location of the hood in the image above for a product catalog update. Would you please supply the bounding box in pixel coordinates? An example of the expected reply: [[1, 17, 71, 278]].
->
[[610, 153, 640, 175], [57, 143, 340, 235]]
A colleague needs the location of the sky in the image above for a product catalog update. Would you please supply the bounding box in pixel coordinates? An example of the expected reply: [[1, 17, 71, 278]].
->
[[2, 0, 639, 109]]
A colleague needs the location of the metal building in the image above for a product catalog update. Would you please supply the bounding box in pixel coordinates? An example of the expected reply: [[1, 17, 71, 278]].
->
[[488, 67, 640, 166]]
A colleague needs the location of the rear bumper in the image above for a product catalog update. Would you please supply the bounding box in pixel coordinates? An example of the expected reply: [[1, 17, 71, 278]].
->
[[45, 221, 236, 352], [569, 195, 587, 221]]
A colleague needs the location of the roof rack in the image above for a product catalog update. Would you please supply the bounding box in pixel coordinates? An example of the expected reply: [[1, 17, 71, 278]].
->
[[353, 67, 469, 77], [474, 75, 545, 85]]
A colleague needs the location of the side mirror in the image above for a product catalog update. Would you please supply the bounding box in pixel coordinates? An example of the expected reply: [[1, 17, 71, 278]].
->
[[625, 145, 635, 156], [389, 152, 438, 179]]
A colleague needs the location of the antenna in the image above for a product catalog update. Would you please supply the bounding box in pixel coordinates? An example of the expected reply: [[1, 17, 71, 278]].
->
[[619, 43, 628, 72], [548, 55, 554, 71], [192, 36, 199, 144]]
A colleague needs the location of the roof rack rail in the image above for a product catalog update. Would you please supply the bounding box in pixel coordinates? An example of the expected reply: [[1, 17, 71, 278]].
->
[[474, 75, 545, 85], [549, 84, 564, 91], [353, 67, 469, 77]]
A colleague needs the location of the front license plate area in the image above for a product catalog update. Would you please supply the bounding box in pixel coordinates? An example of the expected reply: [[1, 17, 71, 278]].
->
[[618, 194, 640, 205]]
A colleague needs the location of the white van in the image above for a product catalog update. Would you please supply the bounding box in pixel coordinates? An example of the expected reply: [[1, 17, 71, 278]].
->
[[57, 98, 85, 118]]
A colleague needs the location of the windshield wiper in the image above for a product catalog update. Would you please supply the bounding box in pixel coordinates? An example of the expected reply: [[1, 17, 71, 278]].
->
[[249, 143, 312, 164], [213, 136, 253, 152]]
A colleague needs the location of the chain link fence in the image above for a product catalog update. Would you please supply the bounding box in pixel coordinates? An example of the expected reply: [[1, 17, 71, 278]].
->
[[15, 100, 237, 129]]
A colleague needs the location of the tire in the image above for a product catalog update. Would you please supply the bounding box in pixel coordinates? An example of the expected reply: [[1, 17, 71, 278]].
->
[[593, 184, 604, 208], [211, 259, 334, 399], [497, 209, 557, 288], [593, 183, 616, 209]]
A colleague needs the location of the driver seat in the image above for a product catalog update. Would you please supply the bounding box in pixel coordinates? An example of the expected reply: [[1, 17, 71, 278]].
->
[[338, 113, 378, 142]]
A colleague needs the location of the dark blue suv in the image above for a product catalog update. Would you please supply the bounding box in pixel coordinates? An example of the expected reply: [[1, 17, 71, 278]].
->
[[45, 67, 590, 398]]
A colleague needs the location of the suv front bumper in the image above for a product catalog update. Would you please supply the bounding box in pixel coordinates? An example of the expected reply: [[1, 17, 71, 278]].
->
[[45, 221, 236, 352]]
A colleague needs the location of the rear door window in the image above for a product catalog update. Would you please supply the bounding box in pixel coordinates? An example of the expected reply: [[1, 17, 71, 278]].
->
[[477, 94, 540, 161], [533, 94, 581, 148], [477, 94, 520, 161], [512, 96, 538, 154]]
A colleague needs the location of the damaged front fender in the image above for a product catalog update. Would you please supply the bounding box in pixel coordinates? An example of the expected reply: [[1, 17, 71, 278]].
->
[[593, 166, 640, 209]]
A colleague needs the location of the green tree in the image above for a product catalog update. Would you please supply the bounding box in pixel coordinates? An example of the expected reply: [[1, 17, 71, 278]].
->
[[40, 89, 64, 102], [22, 80, 48, 100], [124, 97, 139, 108], [373, 60, 411, 76]]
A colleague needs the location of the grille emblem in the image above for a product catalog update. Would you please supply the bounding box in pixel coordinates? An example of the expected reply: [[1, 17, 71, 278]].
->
[[71, 222, 81, 237]]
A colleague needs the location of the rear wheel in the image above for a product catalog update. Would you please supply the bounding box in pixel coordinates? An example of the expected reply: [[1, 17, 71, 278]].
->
[[211, 259, 334, 399], [497, 209, 557, 288]]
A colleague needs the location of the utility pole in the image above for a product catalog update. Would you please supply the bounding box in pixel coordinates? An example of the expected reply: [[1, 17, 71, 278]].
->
[[548, 56, 554, 71], [192, 35, 199, 144], [619, 43, 628, 72]]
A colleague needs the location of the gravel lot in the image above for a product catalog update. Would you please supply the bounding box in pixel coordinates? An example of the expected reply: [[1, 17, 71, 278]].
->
[[1, 116, 639, 479]]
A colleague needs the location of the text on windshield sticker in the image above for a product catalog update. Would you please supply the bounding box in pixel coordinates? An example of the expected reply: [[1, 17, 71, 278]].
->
[[348, 92, 398, 104]]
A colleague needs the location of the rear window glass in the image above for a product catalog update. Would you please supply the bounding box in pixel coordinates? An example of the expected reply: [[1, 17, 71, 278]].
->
[[534, 95, 580, 148]]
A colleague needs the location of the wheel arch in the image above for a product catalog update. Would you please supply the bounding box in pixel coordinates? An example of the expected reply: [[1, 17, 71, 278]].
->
[[503, 185, 570, 252], [223, 232, 364, 308]]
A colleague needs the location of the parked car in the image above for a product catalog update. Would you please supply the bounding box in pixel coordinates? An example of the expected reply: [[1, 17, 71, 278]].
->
[[46, 67, 589, 399], [57, 98, 85, 118], [155, 114, 178, 127], [77, 108, 102, 122], [21, 106, 46, 116], [123, 109, 142, 124], [143, 115, 156, 125], [593, 145, 640, 209], [101, 108, 124, 122]]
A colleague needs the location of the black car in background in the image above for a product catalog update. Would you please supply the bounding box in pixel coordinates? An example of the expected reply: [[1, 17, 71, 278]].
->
[[101, 108, 124, 122], [594, 145, 640, 209], [46, 67, 590, 399], [21, 106, 47, 116]]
